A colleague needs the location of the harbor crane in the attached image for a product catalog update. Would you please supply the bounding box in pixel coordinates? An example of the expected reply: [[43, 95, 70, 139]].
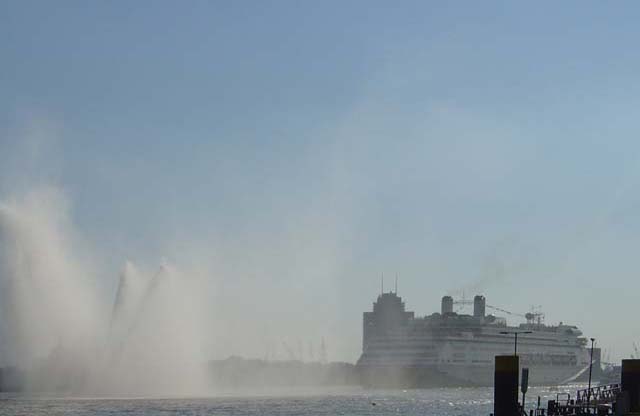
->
[[453, 298, 545, 324]]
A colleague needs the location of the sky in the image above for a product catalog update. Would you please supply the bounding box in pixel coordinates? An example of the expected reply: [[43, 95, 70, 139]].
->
[[3, 1, 640, 363]]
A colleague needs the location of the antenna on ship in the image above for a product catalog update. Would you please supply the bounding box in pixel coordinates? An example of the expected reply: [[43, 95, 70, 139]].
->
[[395, 274, 398, 294], [381, 273, 384, 295]]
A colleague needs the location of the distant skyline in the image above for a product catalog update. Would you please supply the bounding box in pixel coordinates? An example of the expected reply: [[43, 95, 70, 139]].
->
[[3, 1, 640, 362]]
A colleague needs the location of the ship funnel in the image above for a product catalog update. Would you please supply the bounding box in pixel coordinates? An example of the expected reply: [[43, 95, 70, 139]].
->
[[473, 295, 486, 318], [441, 296, 453, 314]]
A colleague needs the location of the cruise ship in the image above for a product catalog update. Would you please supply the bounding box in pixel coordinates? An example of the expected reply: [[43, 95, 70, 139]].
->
[[356, 292, 595, 387]]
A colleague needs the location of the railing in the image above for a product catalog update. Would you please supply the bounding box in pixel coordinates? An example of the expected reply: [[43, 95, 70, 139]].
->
[[556, 393, 571, 406], [575, 383, 620, 405], [491, 384, 623, 416]]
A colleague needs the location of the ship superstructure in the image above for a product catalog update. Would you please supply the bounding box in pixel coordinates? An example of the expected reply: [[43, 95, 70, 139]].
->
[[357, 292, 593, 387]]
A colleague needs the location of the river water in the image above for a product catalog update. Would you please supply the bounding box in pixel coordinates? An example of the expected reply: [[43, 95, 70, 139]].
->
[[0, 384, 584, 415]]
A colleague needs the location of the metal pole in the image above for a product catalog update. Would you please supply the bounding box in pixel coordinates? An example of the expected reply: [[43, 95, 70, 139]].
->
[[500, 331, 531, 357], [587, 338, 595, 413]]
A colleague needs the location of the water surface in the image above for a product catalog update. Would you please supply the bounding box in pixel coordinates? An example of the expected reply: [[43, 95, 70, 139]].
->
[[0, 384, 585, 415]]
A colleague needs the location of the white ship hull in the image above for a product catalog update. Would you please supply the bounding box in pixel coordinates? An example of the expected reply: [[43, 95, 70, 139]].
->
[[359, 339, 591, 387], [357, 292, 593, 388]]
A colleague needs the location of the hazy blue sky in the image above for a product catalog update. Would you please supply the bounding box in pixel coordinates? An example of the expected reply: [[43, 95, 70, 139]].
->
[[3, 1, 640, 361]]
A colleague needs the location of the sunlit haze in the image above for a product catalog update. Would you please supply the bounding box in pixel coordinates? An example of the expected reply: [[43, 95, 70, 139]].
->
[[2, 2, 640, 388]]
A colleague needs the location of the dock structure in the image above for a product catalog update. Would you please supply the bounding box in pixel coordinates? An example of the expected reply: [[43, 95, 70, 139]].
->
[[494, 355, 520, 416], [491, 358, 640, 416], [621, 359, 640, 414]]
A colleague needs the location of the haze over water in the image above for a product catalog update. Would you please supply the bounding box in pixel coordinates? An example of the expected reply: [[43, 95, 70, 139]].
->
[[2, 0, 640, 411], [0, 384, 586, 416]]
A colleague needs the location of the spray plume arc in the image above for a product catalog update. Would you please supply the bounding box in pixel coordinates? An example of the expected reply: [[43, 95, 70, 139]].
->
[[0, 191, 209, 395]]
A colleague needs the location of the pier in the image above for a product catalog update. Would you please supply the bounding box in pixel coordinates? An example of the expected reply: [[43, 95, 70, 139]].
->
[[491, 358, 640, 416]]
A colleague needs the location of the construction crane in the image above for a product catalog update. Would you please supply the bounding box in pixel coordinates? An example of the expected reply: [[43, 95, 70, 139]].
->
[[453, 299, 525, 317], [452, 299, 545, 324], [487, 304, 527, 319]]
